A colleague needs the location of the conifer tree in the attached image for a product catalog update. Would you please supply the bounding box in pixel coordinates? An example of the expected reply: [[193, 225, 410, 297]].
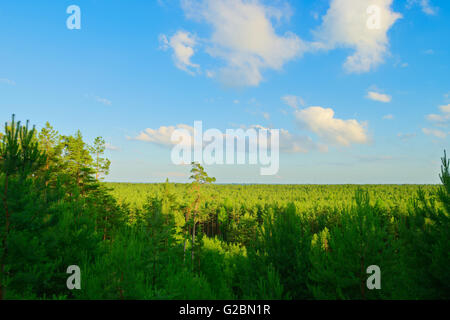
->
[[187, 162, 215, 266], [405, 150, 450, 298], [0, 115, 46, 299], [308, 189, 397, 299], [61, 130, 95, 191], [90, 137, 110, 181], [252, 203, 311, 299], [38, 122, 60, 171]]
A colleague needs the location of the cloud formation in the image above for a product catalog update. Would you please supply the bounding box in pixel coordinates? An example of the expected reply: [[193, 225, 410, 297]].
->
[[282, 95, 305, 109], [159, 31, 200, 75], [133, 124, 194, 147], [161, 0, 402, 85], [278, 129, 327, 153], [248, 124, 325, 154], [367, 91, 392, 103], [406, 0, 438, 16], [312, 0, 401, 73], [422, 104, 449, 139], [181, 0, 305, 86], [134, 105, 369, 155], [133, 122, 326, 154], [422, 128, 447, 139], [294, 106, 369, 146], [426, 104, 450, 126], [158, 0, 306, 86]]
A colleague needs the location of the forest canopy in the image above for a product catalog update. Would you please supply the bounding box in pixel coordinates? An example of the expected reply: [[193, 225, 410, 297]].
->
[[0, 115, 448, 300]]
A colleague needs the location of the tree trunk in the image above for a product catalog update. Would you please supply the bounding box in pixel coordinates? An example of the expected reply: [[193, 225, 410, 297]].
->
[[103, 214, 108, 241], [183, 209, 190, 263], [96, 151, 99, 180]]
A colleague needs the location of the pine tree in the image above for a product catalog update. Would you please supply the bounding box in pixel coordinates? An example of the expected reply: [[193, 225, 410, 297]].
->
[[61, 130, 95, 192], [0, 115, 46, 299], [251, 203, 311, 299], [38, 122, 60, 171], [187, 162, 215, 266], [405, 150, 450, 298], [90, 137, 111, 181], [308, 189, 397, 299]]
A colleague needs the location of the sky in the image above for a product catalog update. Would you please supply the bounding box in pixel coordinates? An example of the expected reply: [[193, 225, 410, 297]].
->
[[0, 0, 449, 184]]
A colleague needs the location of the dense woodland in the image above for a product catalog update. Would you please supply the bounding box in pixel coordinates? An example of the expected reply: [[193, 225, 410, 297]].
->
[[0, 115, 449, 300]]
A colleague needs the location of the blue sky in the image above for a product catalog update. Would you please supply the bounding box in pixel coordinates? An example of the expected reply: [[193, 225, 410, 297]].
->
[[0, 0, 449, 183]]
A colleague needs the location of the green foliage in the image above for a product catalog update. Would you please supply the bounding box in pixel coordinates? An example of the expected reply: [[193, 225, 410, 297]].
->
[[0, 115, 117, 299], [1, 115, 449, 300], [399, 150, 450, 299], [186, 162, 217, 269], [250, 204, 311, 299], [90, 137, 111, 180], [308, 189, 398, 299]]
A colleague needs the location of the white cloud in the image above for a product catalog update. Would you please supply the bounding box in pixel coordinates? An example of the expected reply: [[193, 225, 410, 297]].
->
[[159, 31, 200, 75], [279, 129, 328, 153], [133, 122, 325, 154], [294, 106, 369, 146], [180, 0, 305, 86], [407, 0, 438, 16], [312, 0, 401, 73], [439, 104, 450, 113], [133, 124, 194, 147], [426, 104, 450, 125], [0, 78, 16, 85], [383, 114, 394, 120], [422, 128, 447, 139], [281, 95, 305, 109], [135, 109, 368, 154], [367, 91, 392, 103], [249, 124, 325, 153], [426, 114, 450, 123], [161, 0, 402, 84]]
